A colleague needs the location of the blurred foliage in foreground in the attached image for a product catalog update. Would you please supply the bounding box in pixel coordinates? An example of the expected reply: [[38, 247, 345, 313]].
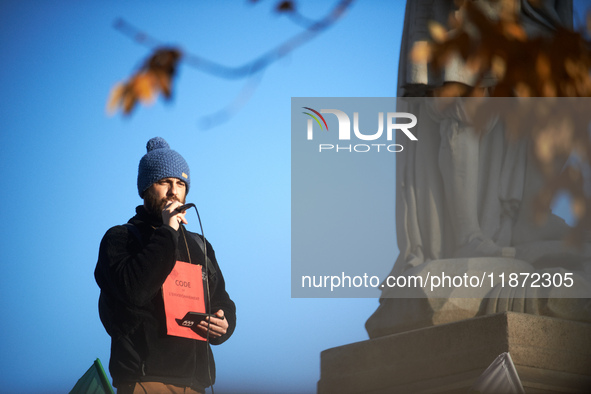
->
[[411, 0, 591, 243]]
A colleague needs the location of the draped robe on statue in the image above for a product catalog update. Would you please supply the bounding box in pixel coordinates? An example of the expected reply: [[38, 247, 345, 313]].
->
[[366, 0, 591, 339]]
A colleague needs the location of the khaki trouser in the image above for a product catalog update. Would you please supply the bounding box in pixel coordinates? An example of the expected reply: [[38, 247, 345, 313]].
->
[[117, 381, 204, 394]]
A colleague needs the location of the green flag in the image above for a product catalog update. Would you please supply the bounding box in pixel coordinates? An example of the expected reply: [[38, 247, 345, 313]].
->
[[69, 358, 114, 394]]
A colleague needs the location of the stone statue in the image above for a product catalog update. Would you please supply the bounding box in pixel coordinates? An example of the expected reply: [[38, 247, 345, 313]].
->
[[366, 0, 591, 339]]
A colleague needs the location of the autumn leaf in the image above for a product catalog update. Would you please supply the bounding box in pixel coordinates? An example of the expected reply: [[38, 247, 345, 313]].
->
[[428, 21, 448, 43], [491, 56, 506, 78], [502, 22, 526, 41], [276, 1, 295, 13], [107, 47, 182, 115], [410, 41, 432, 63], [409, 0, 591, 239]]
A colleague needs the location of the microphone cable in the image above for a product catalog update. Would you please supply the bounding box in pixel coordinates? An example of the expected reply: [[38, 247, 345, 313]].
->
[[178, 203, 216, 394]]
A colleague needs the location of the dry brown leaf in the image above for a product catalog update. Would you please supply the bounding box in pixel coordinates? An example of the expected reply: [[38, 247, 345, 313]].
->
[[134, 73, 157, 102], [535, 131, 554, 166], [564, 58, 579, 77], [499, 0, 520, 22], [515, 82, 531, 97], [573, 196, 586, 219], [276, 0, 295, 13], [123, 92, 135, 114], [491, 56, 506, 78], [428, 21, 448, 43], [466, 55, 484, 73], [106, 83, 125, 115], [541, 82, 556, 97], [502, 22, 527, 41], [408, 0, 591, 236], [410, 41, 432, 63], [108, 47, 182, 115], [536, 54, 551, 78], [435, 82, 470, 97]]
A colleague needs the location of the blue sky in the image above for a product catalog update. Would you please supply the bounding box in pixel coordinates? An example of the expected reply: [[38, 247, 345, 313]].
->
[[0, 1, 404, 393], [1, 1, 589, 393]]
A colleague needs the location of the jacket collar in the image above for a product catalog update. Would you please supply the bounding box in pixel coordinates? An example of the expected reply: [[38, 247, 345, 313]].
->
[[131, 205, 163, 228]]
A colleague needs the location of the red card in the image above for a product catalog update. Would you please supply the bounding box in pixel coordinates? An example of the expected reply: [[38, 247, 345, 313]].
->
[[162, 261, 207, 341]]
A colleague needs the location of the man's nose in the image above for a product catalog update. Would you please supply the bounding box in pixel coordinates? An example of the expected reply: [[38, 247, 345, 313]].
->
[[168, 183, 178, 196]]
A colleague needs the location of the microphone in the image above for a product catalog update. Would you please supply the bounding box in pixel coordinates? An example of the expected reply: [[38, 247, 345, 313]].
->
[[176, 203, 196, 212]]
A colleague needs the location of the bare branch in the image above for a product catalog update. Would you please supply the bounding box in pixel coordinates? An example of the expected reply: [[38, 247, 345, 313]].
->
[[113, 0, 354, 79], [198, 71, 265, 131]]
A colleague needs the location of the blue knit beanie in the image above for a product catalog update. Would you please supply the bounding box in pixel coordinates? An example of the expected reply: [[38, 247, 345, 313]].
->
[[137, 137, 190, 197]]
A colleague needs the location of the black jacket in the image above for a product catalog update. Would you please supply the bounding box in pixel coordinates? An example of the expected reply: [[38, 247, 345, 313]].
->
[[94, 206, 236, 390]]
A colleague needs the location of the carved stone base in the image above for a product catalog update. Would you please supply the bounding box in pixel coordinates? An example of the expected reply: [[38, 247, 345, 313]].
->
[[318, 313, 591, 393]]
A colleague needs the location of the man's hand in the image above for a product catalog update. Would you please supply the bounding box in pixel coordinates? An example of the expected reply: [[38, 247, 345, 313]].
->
[[162, 201, 188, 231], [195, 309, 228, 339]]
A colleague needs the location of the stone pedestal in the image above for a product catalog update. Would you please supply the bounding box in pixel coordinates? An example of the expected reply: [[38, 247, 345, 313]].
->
[[319, 312, 591, 393]]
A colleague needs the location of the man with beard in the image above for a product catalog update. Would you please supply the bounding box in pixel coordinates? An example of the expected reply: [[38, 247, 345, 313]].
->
[[95, 137, 236, 394]]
